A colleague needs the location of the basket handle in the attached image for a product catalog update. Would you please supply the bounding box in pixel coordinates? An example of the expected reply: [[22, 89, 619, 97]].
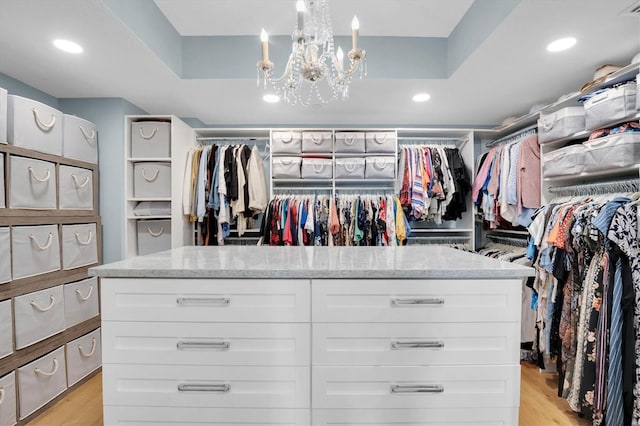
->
[[71, 174, 90, 188], [373, 158, 389, 170], [30, 295, 55, 312], [312, 163, 326, 173], [147, 226, 164, 237], [139, 127, 158, 140], [279, 132, 293, 143], [29, 233, 53, 250], [78, 338, 97, 358], [34, 358, 59, 377], [374, 133, 388, 144], [75, 230, 93, 245], [540, 114, 556, 131], [79, 126, 96, 142], [32, 108, 56, 131], [28, 167, 51, 183], [344, 162, 357, 172], [141, 168, 160, 182], [76, 285, 94, 301]]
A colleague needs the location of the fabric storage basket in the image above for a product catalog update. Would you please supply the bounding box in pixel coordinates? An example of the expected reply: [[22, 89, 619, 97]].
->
[[0, 300, 12, 359], [0, 153, 4, 208], [0, 371, 16, 426], [61, 223, 98, 270], [14, 286, 65, 349], [302, 131, 333, 153], [0, 228, 10, 284], [335, 158, 365, 179], [542, 145, 585, 177], [335, 132, 365, 153], [583, 132, 640, 172], [272, 157, 302, 179], [17, 346, 67, 420], [133, 162, 171, 198], [365, 156, 396, 179], [59, 165, 93, 210], [9, 156, 57, 209], [11, 224, 60, 280], [131, 121, 171, 158], [64, 277, 99, 328], [7, 95, 63, 156], [271, 131, 302, 154], [133, 201, 171, 217], [65, 328, 101, 387], [63, 114, 98, 163], [0, 87, 6, 144], [137, 219, 171, 256], [584, 82, 637, 130], [538, 107, 586, 143], [365, 131, 396, 153], [302, 158, 332, 179]]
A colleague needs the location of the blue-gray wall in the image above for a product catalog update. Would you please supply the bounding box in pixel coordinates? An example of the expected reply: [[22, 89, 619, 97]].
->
[[0, 73, 59, 108]]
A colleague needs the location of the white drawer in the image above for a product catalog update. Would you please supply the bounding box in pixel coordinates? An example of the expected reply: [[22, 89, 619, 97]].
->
[[14, 286, 65, 349], [313, 408, 519, 425], [0, 228, 9, 283], [62, 114, 98, 163], [0, 153, 4, 208], [7, 95, 62, 156], [61, 223, 98, 270], [312, 365, 520, 409], [11, 224, 60, 280], [102, 322, 309, 366], [8, 156, 57, 209], [312, 279, 520, 323], [133, 162, 171, 198], [0, 300, 12, 359], [313, 322, 519, 366], [102, 364, 309, 409], [0, 371, 16, 426], [59, 165, 93, 210], [131, 121, 171, 158], [64, 277, 99, 328], [101, 278, 310, 323], [65, 328, 101, 387], [17, 346, 67, 419], [105, 407, 310, 426], [0, 88, 6, 144]]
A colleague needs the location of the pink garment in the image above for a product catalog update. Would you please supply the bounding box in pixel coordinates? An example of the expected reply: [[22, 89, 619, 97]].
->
[[517, 135, 541, 211], [471, 147, 497, 203], [486, 147, 502, 198]]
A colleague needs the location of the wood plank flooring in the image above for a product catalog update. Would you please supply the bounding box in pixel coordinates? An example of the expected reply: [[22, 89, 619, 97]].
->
[[27, 361, 591, 425]]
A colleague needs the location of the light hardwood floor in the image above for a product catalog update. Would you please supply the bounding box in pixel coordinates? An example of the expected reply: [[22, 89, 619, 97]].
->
[[27, 362, 591, 426]]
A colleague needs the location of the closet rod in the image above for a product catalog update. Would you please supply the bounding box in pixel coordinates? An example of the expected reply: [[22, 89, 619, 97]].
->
[[485, 124, 538, 148], [486, 234, 529, 247], [549, 178, 640, 196], [398, 137, 467, 148], [196, 137, 269, 143], [272, 187, 333, 194]]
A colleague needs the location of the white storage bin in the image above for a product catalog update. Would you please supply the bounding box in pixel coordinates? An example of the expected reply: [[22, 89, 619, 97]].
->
[[335, 132, 365, 153], [584, 82, 637, 130], [365, 156, 395, 179], [133, 162, 171, 198], [61, 223, 98, 270], [7, 95, 62, 156], [0, 300, 12, 359], [11, 224, 60, 280], [0, 153, 4, 208], [583, 132, 640, 172], [0, 88, 6, 144], [65, 328, 101, 387], [17, 346, 67, 419], [271, 131, 302, 154], [64, 277, 99, 328], [542, 145, 586, 177], [14, 286, 65, 349], [538, 107, 586, 143], [131, 121, 171, 158], [8, 156, 57, 209], [137, 219, 171, 256], [302, 131, 333, 153], [335, 158, 365, 179], [59, 165, 93, 210], [301, 158, 332, 179], [365, 131, 396, 153], [272, 157, 302, 179], [63, 115, 98, 163], [0, 228, 9, 284], [0, 372, 16, 426], [133, 201, 171, 217]]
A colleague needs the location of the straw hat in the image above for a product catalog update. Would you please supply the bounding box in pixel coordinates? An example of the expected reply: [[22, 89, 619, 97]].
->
[[580, 64, 623, 93]]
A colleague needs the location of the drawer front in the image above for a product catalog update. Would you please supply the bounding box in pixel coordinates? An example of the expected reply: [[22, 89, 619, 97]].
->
[[133, 162, 171, 198], [102, 364, 309, 409], [0, 372, 16, 426], [103, 322, 309, 366], [0, 228, 10, 283], [131, 121, 171, 158], [312, 279, 521, 323], [0, 153, 4, 208], [101, 278, 310, 323], [11, 224, 60, 280], [136, 219, 171, 256], [65, 328, 101, 387], [313, 408, 518, 425], [61, 223, 98, 270], [313, 322, 520, 366], [14, 286, 65, 349], [64, 277, 99, 328], [58, 165, 94, 210], [105, 407, 310, 426], [17, 346, 67, 419], [0, 300, 12, 359], [312, 365, 520, 409], [8, 156, 57, 209], [7, 95, 62, 156], [62, 114, 98, 163]]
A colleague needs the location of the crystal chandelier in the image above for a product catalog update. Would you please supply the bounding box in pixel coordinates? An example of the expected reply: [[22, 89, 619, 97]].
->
[[257, 0, 366, 106]]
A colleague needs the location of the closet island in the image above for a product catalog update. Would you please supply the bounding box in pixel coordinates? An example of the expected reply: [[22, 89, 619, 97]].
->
[[90, 245, 534, 425]]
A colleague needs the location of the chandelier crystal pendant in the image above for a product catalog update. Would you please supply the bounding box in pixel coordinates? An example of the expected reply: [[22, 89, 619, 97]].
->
[[257, 0, 366, 107]]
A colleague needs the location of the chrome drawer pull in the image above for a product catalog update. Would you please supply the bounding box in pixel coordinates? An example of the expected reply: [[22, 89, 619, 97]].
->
[[177, 341, 230, 351], [177, 383, 230, 393], [391, 340, 444, 350], [391, 384, 444, 394], [391, 298, 444, 306], [176, 297, 230, 306]]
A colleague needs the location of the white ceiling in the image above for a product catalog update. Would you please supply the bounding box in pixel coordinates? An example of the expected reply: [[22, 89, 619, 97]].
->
[[0, 0, 637, 127]]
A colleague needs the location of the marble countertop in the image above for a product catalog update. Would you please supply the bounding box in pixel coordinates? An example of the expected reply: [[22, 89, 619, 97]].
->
[[90, 246, 535, 279]]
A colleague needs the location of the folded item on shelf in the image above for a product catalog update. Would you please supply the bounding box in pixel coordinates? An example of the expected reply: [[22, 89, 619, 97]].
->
[[133, 201, 171, 216], [588, 121, 640, 140], [579, 63, 623, 93]]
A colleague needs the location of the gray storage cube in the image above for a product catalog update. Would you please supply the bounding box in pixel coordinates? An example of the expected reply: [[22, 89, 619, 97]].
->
[[59, 165, 93, 210], [302, 131, 333, 153], [65, 328, 101, 387], [63, 114, 98, 163], [584, 82, 637, 130], [583, 133, 640, 172], [137, 219, 171, 256], [335, 132, 365, 153], [11, 224, 60, 280], [0, 371, 16, 426], [17, 347, 67, 419], [131, 121, 171, 158], [14, 286, 65, 349], [301, 158, 332, 179], [365, 156, 396, 179], [9, 156, 57, 210], [7, 95, 63, 156], [272, 131, 302, 154], [0, 300, 12, 359], [64, 277, 99, 328], [335, 158, 365, 179], [272, 157, 302, 179], [61, 223, 98, 270], [542, 145, 585, 177], [0, 228, 9, 284], [0, 87, 6, 144], [538, 107, 586, 144], [133, 162, 171, 198], [365, 131, 396, 153]]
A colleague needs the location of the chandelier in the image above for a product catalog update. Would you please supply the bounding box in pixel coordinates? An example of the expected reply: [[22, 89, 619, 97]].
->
[[257, 0, 366, 106]]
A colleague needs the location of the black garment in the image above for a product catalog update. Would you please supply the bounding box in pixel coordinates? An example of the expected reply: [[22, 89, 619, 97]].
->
[[443, 148, 471, 221]]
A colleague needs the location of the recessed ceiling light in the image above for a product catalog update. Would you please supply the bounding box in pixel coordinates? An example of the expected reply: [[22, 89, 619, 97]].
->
[[412, 93, 431, 103], [546, 37, 576, 53], [53, 39, 83, 54], [263, 94, 280, 103]]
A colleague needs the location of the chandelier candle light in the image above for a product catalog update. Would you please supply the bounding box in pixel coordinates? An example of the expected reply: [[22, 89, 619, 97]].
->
[[257, 0, 366, 106]]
